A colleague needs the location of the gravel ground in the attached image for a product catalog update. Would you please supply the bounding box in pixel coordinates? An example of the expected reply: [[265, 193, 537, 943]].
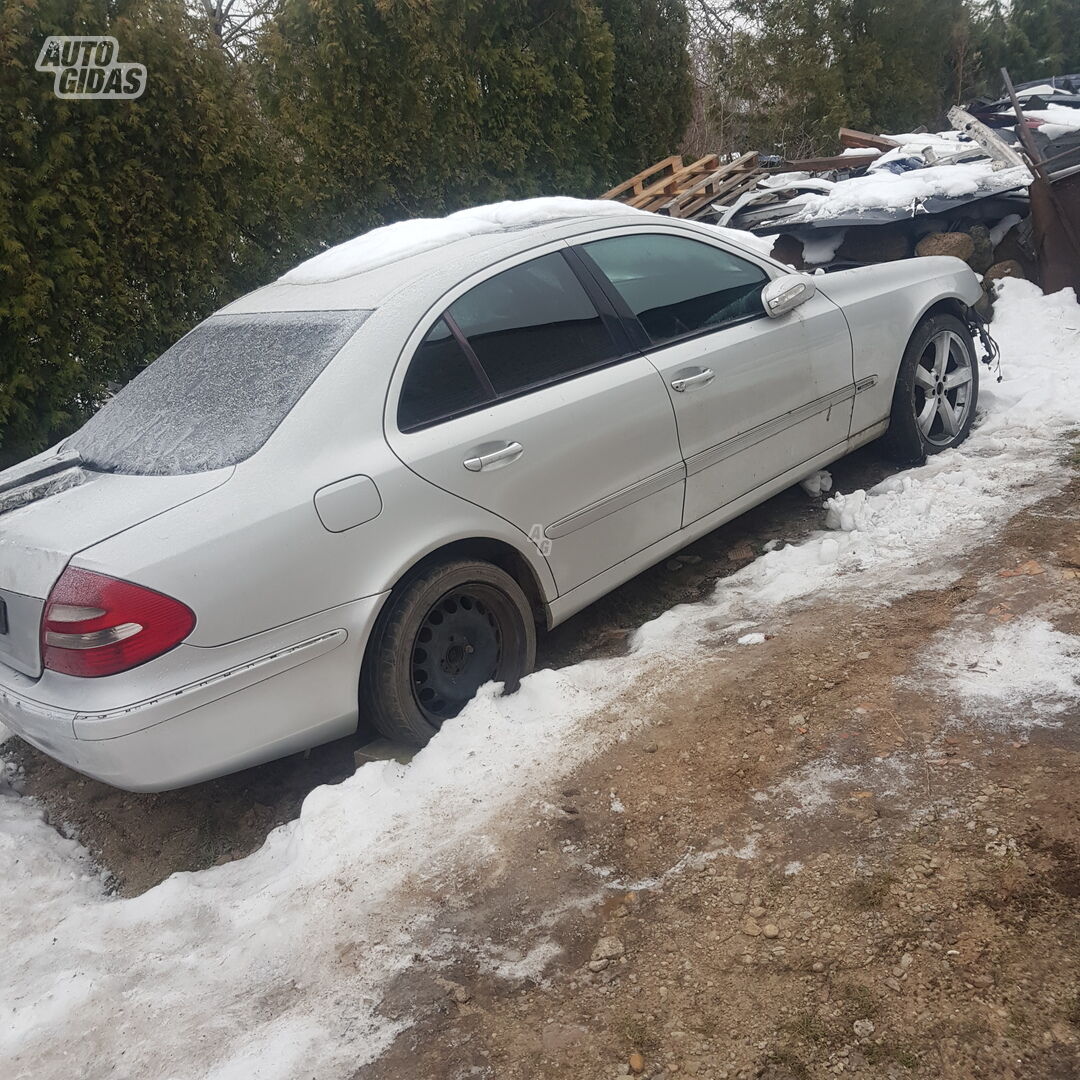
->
[[6, 453, 1079, 1080], [359, 474, 1080, 1080]]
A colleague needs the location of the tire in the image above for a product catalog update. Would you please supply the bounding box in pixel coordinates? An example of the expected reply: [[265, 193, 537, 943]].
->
[[360, 559, 536, 746], [881, 313, 980, 465]]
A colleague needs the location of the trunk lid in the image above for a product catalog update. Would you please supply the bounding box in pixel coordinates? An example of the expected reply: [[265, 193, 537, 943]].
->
[[0, 454, 231, 678]]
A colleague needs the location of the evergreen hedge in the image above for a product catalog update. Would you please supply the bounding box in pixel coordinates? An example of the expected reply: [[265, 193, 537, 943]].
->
[[0, 0, 691, 464]]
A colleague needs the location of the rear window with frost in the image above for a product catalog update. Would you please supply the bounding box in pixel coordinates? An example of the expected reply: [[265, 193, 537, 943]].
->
[[68, 310, 370, 475]]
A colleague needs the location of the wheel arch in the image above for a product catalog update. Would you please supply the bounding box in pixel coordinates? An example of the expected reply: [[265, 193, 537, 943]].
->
[[357, 537, 546, 742], [384, 536, 551, 629], [913, 295, 972, 331]]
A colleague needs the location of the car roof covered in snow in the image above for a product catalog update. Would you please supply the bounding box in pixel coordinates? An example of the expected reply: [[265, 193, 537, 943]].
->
[[221, 199, 656, 315]]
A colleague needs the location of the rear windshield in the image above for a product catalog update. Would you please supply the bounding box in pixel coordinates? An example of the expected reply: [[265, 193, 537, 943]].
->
[[67, 310, 370, 475]]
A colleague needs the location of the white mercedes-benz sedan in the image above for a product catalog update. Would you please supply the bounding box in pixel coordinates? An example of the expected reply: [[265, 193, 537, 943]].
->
[[0, 199, 985, 790]]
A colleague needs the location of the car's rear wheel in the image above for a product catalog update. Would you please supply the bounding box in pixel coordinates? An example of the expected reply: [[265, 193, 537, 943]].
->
[[882, 313, 979, 464], [361, 559, 536, 746]]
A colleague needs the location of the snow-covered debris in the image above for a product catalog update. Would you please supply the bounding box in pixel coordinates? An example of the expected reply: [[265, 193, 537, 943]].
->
[[279, 197, 644, 284], [1027, 103, 1080, 140], [776, 161, 1031, 226], [2, 279, 1080, 1079], [700, 222, 779, 257], [801, 229, 846, 265], [1017, 83, 1075, 99]]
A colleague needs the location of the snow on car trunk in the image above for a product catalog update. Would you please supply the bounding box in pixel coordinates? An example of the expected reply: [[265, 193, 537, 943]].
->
[[2, 279, 1080, 1079]]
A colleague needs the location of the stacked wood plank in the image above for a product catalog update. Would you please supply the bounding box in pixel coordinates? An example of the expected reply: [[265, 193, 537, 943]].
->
[[838, 127, 900, 152], [600, 152, 763, 219], [600, 130, 905, 223]]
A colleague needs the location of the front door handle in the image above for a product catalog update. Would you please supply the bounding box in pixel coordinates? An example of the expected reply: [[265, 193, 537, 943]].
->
[[463, 441, 524, 472], [670, 368, 715, 393]]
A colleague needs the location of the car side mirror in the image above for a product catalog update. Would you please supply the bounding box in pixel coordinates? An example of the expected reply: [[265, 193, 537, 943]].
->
[[762, 274, 816, 318]]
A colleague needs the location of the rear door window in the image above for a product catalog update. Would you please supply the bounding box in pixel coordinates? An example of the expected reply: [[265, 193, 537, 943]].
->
[[581, 233, 768, 346], [397, 318, 495, 431], [447, 252, 619, 396], [68, 310, 369, 475]]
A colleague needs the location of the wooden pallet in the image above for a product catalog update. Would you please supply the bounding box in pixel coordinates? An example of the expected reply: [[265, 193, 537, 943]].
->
[[600, 156, 683, 205], [602, 152, 763, 219], [658, 153, 762, 217]]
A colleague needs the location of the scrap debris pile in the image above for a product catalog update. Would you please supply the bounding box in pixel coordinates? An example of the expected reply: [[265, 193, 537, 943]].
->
[[602, 73, 1080, 306]]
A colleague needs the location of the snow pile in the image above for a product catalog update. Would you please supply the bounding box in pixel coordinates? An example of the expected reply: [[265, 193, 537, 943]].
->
[[920, 617, 1080, 729], [0, 667, 667, 1079], [2, 280, 1080, 1079], [801, 229, 846, 265], [799, 469, 833, 497], [279, 197, 644, 284]]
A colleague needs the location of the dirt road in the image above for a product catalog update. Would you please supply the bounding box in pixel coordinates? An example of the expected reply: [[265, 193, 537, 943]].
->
[[356, 473, 1080, 1079], [6, 453, 1080, 1080]]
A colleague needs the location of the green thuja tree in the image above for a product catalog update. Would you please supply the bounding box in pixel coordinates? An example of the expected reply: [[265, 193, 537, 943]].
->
[[256, 0, 621, 248], [0, 0, 292, 463], [255, 0, 482, 243], [710, 0, 854, 157], [1000, 0, 1080, 83], [597, 0, 692, 177], [464, 0, 617, 199], [701, 0, 990, 157], [836, 0, 972, 132]]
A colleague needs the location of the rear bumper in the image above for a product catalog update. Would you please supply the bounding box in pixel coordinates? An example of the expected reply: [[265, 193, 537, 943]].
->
[[0, 593, 387, 790]]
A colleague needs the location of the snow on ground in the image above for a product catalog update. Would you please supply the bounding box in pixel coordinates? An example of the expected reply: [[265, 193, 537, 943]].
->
[[917, 616, 1080, 731], [3, 279, 1080, 1079], [278, 197, 644, 284], [761, 754, 916, 819], [799, 468, 833, 497]]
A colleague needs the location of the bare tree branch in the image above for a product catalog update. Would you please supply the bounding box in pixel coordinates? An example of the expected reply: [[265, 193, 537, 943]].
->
[[190, 0, 282, 59]]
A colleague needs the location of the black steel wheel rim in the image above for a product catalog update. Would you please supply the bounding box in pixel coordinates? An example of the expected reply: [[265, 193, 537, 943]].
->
[[410, 583, 514, 724]]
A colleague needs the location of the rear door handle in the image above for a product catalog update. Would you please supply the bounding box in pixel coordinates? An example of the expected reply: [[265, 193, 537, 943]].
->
[[463, 441, 524, 472], [670, 368, 715, 392]]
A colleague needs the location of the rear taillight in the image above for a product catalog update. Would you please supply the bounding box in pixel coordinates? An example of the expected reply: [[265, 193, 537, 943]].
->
[[42, 567, 195, 678]]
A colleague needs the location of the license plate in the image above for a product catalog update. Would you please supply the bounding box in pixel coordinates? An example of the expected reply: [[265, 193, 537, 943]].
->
[[0, 598, 7, 635]]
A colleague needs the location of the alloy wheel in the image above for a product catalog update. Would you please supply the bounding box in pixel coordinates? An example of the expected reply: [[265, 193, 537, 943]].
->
[[912, 329, 974, 447]]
